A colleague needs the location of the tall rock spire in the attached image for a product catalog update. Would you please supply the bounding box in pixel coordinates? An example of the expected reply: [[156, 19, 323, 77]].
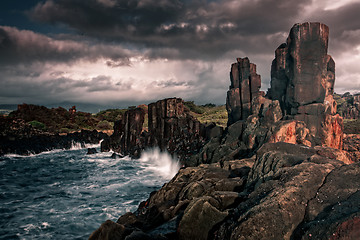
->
[[226, 57, 262, 126], [269, 22, 343, 149]]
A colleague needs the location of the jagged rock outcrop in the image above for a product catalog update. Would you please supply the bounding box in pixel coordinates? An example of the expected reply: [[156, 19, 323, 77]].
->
[[193, 72, 314, 165], [147, 98, 206, 162], [101, 98, 206, 161], [269, 22, 343, 149], [193, 101, 314, 165], [0, 117, 108, 155], [90, 142, 358, 240], [226, 58, 262, 126], [9, 103, 100, 133], [90, 22, 360, 240], [101, 107, 145, 157], [189, 23, 345, 164]]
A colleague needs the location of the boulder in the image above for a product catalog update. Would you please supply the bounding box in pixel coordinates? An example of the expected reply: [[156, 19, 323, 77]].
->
[[88, 220, 128, 240], [178, 198, 228, 240], [87, 148, 97, 154], [212, 142, 357, 240], [91, 142, 359, 240]]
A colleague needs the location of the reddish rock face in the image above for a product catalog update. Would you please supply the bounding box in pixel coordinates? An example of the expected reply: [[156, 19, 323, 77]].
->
[[226, 57, 262, 126], [270, 23, 333, 112], [329, 217, 360, 240], [269, 22, 343, 149]]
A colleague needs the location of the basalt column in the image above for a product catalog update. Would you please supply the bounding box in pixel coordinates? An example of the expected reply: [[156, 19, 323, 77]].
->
[[147, 98, 205, 160], [101, 107, 145, 157], [269, 22, 343, 149], [226, 57, 262, 126]]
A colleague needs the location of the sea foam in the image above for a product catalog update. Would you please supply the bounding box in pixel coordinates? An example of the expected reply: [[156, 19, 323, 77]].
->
[[139, 148, 180, 180]]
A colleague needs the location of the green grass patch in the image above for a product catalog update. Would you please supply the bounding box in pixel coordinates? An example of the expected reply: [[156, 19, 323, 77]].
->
[[185, 103, 228, 128], [343, 119, 360, 134], [95, 109, 126, 122], [29, 120, 46, 130]]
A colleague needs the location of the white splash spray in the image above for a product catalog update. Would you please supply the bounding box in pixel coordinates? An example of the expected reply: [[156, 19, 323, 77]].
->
[[139, 148, 180, 180], [70, 141, 101, 150]]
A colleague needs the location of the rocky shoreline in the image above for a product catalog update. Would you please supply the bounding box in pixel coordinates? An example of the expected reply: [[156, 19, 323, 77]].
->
[[89, 22, 360, 240], [90, 142, 359, 240], [0, 117, 108, 156]]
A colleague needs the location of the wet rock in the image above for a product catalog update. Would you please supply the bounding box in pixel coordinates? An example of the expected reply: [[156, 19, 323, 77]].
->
[[0, 121, 108, 156], [102, 98, 207, 163], [94, 158, 253, 240], [87, 148, 97, 154], [89, 220, 128, 240], [147, 98, 206, 162], [111, 153, 124, 159], [101, 107, 145, 158]]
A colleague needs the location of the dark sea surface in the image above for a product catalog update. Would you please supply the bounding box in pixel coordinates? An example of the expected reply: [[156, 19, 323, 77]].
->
[[0, 144, 180, 239]]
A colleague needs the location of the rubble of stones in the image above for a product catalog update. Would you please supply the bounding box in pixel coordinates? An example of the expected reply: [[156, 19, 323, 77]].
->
[[90, 22, 360, 240]]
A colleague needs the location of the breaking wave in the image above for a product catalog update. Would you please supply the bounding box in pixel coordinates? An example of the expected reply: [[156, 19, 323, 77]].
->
[[0, 146, 178, 239], [139, 148, 180, 180]]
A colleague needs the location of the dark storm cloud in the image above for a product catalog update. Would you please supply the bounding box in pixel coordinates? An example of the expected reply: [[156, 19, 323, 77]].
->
[[1, 0, 360, 106], [0, 65, 133, 104], [0, 25, 133, 65], [308, 2, 360, 54], [28, 0, 312, 59]]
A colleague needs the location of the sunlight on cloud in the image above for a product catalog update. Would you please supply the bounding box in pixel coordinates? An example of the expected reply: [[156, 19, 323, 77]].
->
[[323, 0, 360, 10], [333, 44, 360, 94], [1, 57, 229, 105]]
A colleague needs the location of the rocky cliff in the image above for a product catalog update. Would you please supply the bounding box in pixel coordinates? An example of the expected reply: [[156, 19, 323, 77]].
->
[[0, 116, 108, 155], [89, 142, 358, 240], [101, 107, 146, 157], [198, 22, 344, 165], [226, 58, 262, 126], [90, 22, 359, 240], [269, 22, 343, 149], [101, 98, 207, 161]]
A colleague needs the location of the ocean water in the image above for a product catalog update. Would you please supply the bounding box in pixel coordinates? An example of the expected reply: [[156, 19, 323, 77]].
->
[[0, 145, 180, 240]]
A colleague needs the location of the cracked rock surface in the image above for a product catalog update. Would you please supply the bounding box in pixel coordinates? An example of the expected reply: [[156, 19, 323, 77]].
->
[[89, 142, 359, 240]]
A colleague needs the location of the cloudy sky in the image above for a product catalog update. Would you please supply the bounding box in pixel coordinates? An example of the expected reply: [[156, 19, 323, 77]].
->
[[1, 0, 360, 109]]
